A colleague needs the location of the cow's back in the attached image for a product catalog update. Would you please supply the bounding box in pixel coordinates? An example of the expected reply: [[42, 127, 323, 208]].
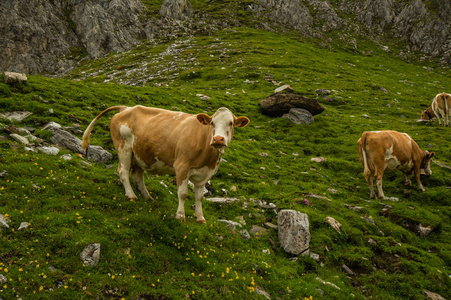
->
[[109, 106, 215, 171]]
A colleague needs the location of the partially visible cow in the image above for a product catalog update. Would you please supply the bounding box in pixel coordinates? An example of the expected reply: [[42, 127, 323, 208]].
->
[[82, 106, 250, 223], [357, 130, 434, 199], [420, 92, 451, 126]]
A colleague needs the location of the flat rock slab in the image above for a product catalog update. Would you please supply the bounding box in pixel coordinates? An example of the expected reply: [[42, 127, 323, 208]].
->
[[0, 111, 32, 122]]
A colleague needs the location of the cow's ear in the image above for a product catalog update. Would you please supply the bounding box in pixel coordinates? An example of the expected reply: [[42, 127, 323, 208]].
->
[[234, 116, 250, 128], [429, 152, 435, 159], [197, 113, 212, 125]]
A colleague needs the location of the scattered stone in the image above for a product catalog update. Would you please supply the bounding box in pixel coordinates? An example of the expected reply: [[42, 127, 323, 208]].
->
[[60, 154, 72, 161], [310, 252, 320, 261], [259, 152, 269, 156], [0, 274, 7, 284], [205, 197, 240, 204], [218, 219, 242, 229], [282, 108, 314, 124], [385, 197, 399, 201], [264, 222, 278, 230], [42, 121, 62, 131], [196, 94, 211, 100], [306, 193, 332, 201], [0, 214, 9, 228], [240, 229, 250, 240], [3, 71, 27, 84], [235, 216, 246, 225], [434, 160, 451, 170], [17, 222, 29, 230], [0, 170, 8, 178], [311, 156, 326, 163], [9, 133, 29, 145], [423, 290, 446, 300], [80, 243, 101, 267], [249, 225, 269, 237], [37, 146, 60, 156], [325, 216, 341, 234], [0, 111, 32, 122], [316, 277, 341, 290], [368, 238, 377, 246], [274, 84, 294, 93], [278, 210, 310, 255], [255, 286, 271, 299], [343, 204, 364, 211], [258, 93, 325, 117], [342, 264, 355, 275], [24, 146, 38, 152], [365, 215, 375, 225], [416, 224, 433, 238], [327, 188, 338, 194], [315, 89, 331, 95]]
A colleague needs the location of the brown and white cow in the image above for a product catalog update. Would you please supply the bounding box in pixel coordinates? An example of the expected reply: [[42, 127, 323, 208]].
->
[[82, 106, 250, 223], [357, 130, 434, 199], [420, 92, 451, 126]]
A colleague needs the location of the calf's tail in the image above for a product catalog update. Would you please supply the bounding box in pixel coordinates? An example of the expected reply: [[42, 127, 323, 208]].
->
[[82, 106, 127, 152]]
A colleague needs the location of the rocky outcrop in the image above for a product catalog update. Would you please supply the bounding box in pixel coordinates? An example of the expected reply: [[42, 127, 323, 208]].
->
[[0, 0, 449, 75], [0, 0, 151, 75]]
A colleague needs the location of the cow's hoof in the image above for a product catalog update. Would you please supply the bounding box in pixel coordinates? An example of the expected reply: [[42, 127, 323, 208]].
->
[[175, 214, 186, 222], [197, 219, 207, 224]]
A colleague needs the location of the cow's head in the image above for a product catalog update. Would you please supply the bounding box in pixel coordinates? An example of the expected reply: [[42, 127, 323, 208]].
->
[[421, 108, 434, 120], [197, 107, 250, 149], [420, 151, 435, 176]]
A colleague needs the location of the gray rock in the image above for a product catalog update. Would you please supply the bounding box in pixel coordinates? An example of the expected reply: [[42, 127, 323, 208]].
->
[[311, 156, 326, 163], [205, 197, 240, 204], [240, 229, 251, 240], [278, 210, 310, 255], [160, 0, 193, 20], [0, 111, 32, 122], [0, 274, 7, 284], [255, 286, 271, 299], [3, 71, 27, 84], [60, 154, 73, 161], [249, 225, 269, 237], [217, 219, 242, 229], [46, 127, 112, 163], [9, 133, 29, 145], [18, 222, 29, 231], [423, 290, 446, 300], [342, 264, 355, 275], [274, 84, 294, 93], [37, 146, 60, 156], [80, 243, 101, 267], [282, 108, 314, 124], [0, 214, 9, 228], [259, 93, 325, 117]]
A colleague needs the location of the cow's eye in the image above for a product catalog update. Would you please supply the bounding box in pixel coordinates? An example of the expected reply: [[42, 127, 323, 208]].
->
[[211, 122, 214, 127], [229, 121, 233, 126]]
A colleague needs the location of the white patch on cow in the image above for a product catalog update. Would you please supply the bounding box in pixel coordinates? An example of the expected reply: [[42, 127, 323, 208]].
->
[[371, 131, 381, 133], [173, 112, 184, 120], [188, 165, 218, 186], [384, 145, 413, 171], [135, 155, 176, 175], [210, 108, 234, 147], [120, 124, 134, 142]]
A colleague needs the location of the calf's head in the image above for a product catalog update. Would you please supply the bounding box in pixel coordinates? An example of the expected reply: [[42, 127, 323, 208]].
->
[[197, 107, 249, 149], [420, 151, 435, 176]]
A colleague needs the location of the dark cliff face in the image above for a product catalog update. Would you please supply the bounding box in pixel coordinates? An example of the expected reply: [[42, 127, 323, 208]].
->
[[0, 0, 449, 76]]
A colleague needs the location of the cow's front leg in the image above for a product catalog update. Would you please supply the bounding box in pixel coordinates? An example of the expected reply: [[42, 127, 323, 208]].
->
[[414, 168, 425, 192], [175, 179, 189, 221], [194, 184, 206, 224]]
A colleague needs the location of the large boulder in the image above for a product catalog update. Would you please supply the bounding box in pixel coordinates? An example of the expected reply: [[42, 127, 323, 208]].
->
[[278, 210, 310, 255], [282, 108, 314, 124], [259, 93, 325, 117], [3, 72, 27, 84]]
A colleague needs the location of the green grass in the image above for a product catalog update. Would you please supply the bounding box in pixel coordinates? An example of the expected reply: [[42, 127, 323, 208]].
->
[[1, 27, 450, 299]]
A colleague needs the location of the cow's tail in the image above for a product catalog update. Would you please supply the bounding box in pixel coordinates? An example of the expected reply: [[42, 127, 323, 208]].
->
[[360, 133, 371, 178], [82, 106, 127, 153]]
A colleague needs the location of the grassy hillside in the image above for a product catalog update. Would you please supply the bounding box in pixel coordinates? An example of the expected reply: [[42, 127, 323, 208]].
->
[[1, 28, 450, 299]]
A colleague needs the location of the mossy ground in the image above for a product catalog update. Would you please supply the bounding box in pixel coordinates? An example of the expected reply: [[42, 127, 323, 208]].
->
[[0, 27, 450, 299]]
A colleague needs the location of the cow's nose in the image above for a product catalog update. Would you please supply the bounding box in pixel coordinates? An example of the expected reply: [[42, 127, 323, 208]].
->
[[212, 135, 226, 147]]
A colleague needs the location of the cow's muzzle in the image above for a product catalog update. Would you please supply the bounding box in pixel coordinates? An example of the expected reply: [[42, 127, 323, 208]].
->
[[211, 135, 226, 148]]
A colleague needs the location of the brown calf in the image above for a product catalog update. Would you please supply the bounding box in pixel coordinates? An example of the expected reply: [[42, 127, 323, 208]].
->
[[357, 130, 434, 199]]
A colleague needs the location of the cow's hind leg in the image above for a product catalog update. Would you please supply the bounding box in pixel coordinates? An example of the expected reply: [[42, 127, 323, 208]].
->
[[194, 184, 206, 224], [117, 145, 138, 199], [374, 168, 385, 199], [365, 173, 376, 199], [131, 166, 151, 199], [403, 173, 412, 189]]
